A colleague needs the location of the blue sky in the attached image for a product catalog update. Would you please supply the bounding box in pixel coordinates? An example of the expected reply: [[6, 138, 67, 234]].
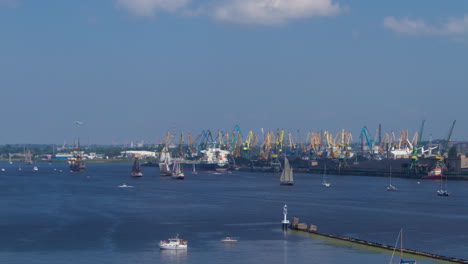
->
[[0, 0, 467, 145]]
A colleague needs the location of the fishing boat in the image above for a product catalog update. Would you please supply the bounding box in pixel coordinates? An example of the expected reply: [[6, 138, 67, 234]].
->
[[171, 158, 184, 180], [321, 164, 331, 187], [387, 166, 398, 192], [280, 157, 294, 186], [192, 164, 198, 175], [159, 234, 187, 250], [131, 157, 143, 177], [389, 228, 417, 264], [220, 237, 238, 244], [437, 174, 449, 196]]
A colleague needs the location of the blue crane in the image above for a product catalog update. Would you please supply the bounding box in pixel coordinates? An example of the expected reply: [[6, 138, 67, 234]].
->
[[359, 126, 378, 154]]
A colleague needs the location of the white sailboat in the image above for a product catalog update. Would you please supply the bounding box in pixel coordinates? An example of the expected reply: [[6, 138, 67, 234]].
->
[[159, 146, 172, 176], [172, 158, 184, 180], [437, 174, 449, 196], [322, 164, 331, 187], [280, 157, 294, 186], [387, 166, 398, 191], [192, 164, 198, 175], [388, 228, 417, 264]]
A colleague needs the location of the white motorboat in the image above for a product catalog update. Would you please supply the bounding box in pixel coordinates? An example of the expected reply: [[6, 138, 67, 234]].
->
[[159, 235, 187, 250], [118, 183, 134, 188], [220, 237, 237, 244]]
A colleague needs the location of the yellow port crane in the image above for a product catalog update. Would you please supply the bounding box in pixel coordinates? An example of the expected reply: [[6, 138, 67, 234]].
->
[[259, 131, 272, 160], [187, 132, 196, 157], [271, 129, 284, 158]]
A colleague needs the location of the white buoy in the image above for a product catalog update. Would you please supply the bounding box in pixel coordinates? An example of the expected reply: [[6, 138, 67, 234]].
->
[[281, 204, 290, 230]]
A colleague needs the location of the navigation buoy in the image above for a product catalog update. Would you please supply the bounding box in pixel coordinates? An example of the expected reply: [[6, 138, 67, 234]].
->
[[281, 204, 290, 231]]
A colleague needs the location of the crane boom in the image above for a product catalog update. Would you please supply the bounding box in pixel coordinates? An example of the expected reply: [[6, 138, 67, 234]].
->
[[440, 120, 456, 156]]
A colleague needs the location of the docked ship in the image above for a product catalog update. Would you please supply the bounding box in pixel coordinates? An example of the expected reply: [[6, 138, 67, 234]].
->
[[186, 147, 230, 171]]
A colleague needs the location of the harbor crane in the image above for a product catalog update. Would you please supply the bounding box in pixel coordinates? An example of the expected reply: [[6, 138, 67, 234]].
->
[[359, 126, 380, 159], [433, 120, 456, 172]]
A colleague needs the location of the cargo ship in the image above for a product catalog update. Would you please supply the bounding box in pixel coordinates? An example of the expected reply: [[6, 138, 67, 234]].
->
[[182, 147, 231, 171]]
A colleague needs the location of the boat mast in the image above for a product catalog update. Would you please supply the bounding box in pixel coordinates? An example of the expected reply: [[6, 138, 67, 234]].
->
[[400, 228, 403, 259]]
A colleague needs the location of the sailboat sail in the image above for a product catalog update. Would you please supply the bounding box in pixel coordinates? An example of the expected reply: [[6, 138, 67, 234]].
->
[[131, 157, 143, 177], [437, 174, 449, 196], [171, 158, 185, 179], [387, 166, 397, 191], [159, 146, 173, 176], [280, 158, 294, 185], [389, 228, 417, 264], [322, 164, 330, 187]]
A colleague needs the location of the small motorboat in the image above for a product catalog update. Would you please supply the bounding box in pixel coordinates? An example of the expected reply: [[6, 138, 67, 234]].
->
[[387, 184, 398, 192], [118, 183, 134, 188], [159, 235, 187, 250], [220, 237, 238, 244]]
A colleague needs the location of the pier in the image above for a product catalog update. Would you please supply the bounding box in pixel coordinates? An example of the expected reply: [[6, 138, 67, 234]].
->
[[289, 217, 468, 264]]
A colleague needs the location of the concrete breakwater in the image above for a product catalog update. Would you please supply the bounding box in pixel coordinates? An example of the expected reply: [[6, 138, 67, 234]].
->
[[290, 217, 468, 264]]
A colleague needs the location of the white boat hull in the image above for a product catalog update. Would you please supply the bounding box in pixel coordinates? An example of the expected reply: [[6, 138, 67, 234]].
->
[[159, 243, 187, 250]]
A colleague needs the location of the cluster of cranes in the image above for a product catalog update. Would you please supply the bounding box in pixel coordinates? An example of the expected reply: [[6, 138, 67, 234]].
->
[[359, 120, 456, 162], [156, 120, 457, 166]]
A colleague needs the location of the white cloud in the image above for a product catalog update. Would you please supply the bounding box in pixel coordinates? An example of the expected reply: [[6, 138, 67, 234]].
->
[[384, 15, 468, 36], [213, 0, 343, 25], [116, 0, 191, 17]]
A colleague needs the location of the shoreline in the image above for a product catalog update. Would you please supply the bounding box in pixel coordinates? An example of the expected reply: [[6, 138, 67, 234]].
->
[[289, 218, 468, 263]]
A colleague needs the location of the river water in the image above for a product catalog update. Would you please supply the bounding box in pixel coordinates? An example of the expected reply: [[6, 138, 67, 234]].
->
[[0, 161, 466, 264]]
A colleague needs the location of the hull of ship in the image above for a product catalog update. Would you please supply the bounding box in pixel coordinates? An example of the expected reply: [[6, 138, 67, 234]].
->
[[159, 243, 187, 250], [280, 182, 294, 186], [181, 161, 229, 171], [306, 156, 440, 177], [160, 172, 172, 177], [422, 174, 442, 180], [70, 163, 86, 172]]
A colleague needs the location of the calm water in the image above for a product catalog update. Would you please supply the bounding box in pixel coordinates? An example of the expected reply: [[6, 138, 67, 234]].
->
[[0, 161, 466, 264]]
